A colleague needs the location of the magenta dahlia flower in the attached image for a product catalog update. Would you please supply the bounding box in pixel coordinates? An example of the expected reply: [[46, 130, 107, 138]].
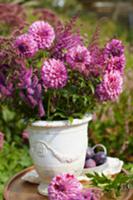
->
[[48, 173, 83, 200], [104, 39, 124, 58], [106, 55, 126, 74], [28, 21, 55, 49], [41, 59, 68, 89], [0, 132, 4, 150], [15, 34, 38, 58], [96, 70, 123, 101], [66, 45, 91, 75]]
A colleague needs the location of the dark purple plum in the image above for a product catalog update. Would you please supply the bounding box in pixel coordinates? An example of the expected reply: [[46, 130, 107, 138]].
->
[[93, 151, 107, 166], [84, 158, 96, 168], [86, 147, 95, 160]]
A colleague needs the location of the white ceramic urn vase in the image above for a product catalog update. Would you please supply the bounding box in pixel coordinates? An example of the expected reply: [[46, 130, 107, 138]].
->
[[27, 114, 92, 195]]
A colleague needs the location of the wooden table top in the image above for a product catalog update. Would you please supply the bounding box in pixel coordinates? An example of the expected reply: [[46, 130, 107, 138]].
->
[[3, 166, 133, 200], [4, 167, 47, 200]]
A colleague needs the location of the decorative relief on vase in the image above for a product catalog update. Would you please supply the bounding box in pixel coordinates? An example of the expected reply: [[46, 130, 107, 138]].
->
[[30, 143, 47, 158], [31, 140, 83, 164]]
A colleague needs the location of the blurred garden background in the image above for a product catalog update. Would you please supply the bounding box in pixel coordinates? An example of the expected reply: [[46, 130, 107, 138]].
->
[[0, 0, 133, 199]]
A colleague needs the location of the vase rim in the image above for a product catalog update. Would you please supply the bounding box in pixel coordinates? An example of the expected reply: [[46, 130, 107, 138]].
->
[[28, 114, 92, 128]]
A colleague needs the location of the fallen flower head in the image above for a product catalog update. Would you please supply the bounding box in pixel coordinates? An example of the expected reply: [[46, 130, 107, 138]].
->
[[48, 173, 101, 200], [48, 173, 83, 200]]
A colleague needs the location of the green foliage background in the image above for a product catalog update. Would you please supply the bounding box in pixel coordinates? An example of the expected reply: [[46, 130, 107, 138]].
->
[[0, 0, 133, 199]]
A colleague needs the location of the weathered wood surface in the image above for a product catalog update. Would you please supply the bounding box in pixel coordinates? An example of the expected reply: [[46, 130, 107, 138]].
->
[[4, 166, 133, 200]]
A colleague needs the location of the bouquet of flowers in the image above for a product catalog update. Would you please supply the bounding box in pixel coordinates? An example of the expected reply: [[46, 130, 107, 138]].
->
[[0, 17, 126, 122]]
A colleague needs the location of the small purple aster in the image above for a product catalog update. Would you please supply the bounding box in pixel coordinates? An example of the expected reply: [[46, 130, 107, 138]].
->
[[48, 173, 83, 200], [104, 39, 124, 58], [28, 20, 55, 49], [66, 45, 91, 75], [15, 34, 38, 58], [96, 70, 123, 101], [41, 59, 68, 89], [0, 132, 4, 150]]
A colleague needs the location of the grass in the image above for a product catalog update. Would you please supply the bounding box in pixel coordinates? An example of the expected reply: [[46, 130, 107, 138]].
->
[[0, 143, 32, 200]]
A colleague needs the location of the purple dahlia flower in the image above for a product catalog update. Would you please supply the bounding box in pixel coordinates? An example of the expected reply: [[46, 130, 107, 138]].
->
[[41, 59, 68, 89], [15, 34, 38, 58], [104, 39, 124, 58], [96, 70, 123, 101], [48, 173, 83, 200], [28, 20, 55, 49], [0, 132, 4, 150], [66, 45, 91, 75]]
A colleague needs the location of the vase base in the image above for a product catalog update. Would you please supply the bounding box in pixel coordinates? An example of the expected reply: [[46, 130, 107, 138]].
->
[[38, 183, 48, 196]]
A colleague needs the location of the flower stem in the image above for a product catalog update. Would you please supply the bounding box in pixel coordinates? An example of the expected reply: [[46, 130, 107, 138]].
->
[[47, 92, 51, 120]]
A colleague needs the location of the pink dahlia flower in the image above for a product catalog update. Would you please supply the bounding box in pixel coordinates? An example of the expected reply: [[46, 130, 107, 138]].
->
[[96, 70, 123, 101], [15, 34, 38, 58], [28, 21, 55, 49], [0, 132, 4, 150], [104, 39, 124, 58], [48, 173, 83, 200], [41, 59, 67, 89], [66, 45, 91, 75]]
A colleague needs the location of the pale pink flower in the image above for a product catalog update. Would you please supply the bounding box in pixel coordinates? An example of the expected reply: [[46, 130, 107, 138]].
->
[[22, 130, 29, 140]]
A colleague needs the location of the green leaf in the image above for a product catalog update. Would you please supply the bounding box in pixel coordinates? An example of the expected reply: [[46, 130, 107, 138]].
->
[[68, 117, 74, 124], [2, 107, 15, 122], [86, 172, 133, 198]]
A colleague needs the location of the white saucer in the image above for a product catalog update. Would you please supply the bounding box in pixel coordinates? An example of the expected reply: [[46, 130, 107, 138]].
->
[[21, 157, 123, 196], [82, 157, 123, 176]]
